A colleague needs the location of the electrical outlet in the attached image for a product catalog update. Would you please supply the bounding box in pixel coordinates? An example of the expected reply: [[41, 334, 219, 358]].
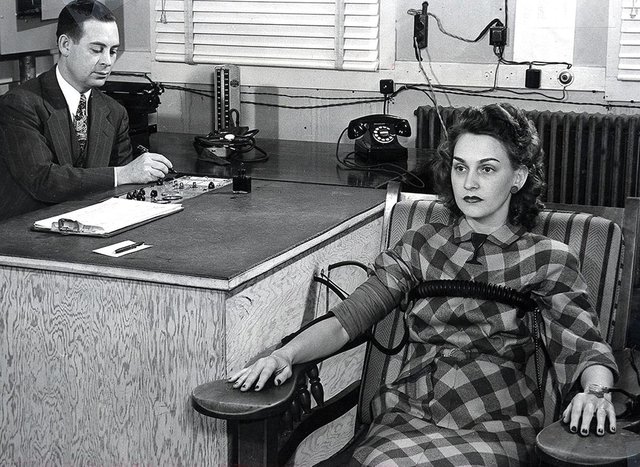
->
[[380, 79, 394, 94]]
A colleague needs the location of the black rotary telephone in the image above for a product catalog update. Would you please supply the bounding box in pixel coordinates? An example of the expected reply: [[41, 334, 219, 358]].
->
[[347, 114, 411, 162]]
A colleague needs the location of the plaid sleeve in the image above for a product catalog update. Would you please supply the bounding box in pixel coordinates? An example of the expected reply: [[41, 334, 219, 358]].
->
[[372, 227, 433, 296], [533, 239, 619, 397]]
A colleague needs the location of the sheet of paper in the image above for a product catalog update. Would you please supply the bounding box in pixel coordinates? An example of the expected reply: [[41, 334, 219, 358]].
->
[[34, 197, 183, 235], [513, 0, 576, 63], [93, 240, 153, 257]]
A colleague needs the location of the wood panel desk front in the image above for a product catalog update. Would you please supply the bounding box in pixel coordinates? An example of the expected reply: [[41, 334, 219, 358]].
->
[[0, 179, 385, 465]]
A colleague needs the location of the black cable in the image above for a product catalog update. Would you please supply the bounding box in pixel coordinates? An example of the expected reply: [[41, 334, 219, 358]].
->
[[229, 108, 240, 127], [334, 128, 426, 190], [195, 129, 269, 162], [229, 144, 269, 163], [327, 260, 369, 272], [336, 152, 426, 190], [630, 347, 640, 388], [504, 0, 508, 28], [163, 83, 215, 99], [314, 273, 350, 301], [428, 12, 503, 43], [411, 280, 537, 312], [413, 81, 569, 102], [410, 280, 546, 396], [413, 1, 573, 107], [241, 91, 381, 101], [240, 98, 384, 110], [399, 83, 626, 107], [494, 45, 573, 69], [163, 80, 640, 114]]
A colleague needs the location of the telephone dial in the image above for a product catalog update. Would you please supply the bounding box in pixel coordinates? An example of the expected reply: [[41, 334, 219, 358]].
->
[[347, 114, 411, 162]]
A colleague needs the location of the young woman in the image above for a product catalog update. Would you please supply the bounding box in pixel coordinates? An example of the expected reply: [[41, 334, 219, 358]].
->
[[229, 103, 618, 465]]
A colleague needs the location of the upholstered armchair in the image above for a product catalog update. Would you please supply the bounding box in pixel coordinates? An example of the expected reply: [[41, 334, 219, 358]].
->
[[192, 181, 640, 466]]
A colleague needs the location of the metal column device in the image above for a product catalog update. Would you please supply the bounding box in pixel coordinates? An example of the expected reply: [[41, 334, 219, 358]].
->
[[213, 65, 241, 132]]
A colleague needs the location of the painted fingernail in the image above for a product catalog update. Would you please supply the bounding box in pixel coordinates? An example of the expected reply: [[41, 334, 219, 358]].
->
[[597, 428, 604, 435], [570, 426, 577, 433], [242, 384, 247, 390], [581, 428, 588, 435], [274, 379, 280, 386], [611, 426, 616, 433], [254, 385, 261, 391]]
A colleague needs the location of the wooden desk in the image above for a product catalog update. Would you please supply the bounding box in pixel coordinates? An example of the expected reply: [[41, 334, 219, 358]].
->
[[150, 133, 435, 191], [0, 180, 385, 465]]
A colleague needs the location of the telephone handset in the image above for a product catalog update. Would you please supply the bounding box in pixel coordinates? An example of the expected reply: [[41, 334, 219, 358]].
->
[[347, 114, 411, 162]]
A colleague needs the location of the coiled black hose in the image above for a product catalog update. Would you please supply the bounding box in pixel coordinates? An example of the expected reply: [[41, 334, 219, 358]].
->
[[370, 280, 539, 354], [411, 280, 537, 313]]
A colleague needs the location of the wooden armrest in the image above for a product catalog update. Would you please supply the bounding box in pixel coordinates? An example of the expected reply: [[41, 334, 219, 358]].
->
[[191, 364, 310, 421], [192, 341, 364, 422], [536, 418, 640, 465]]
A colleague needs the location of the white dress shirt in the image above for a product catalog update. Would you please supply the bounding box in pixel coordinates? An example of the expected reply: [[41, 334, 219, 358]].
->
[[56, 66, 118, 186]]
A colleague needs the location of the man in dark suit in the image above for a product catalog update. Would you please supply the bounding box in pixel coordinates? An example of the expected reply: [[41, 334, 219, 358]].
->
[[0, 0, 173, 221]]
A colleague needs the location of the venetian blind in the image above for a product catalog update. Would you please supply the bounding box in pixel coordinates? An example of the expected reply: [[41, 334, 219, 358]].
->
[[618, 0, 640, 81], [154, 0, 380, 71]]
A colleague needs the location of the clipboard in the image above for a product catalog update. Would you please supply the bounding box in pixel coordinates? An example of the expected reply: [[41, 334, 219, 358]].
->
[[32, 197, 183, 237]]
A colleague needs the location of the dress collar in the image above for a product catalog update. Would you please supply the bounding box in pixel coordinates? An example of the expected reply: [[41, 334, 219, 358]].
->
[[453, 217, 525, 247]]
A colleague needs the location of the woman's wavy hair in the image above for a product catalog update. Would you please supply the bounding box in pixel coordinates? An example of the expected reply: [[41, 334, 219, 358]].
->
[[431, 103, 546, 230]]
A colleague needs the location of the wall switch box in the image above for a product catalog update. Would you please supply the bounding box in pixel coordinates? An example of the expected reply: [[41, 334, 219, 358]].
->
[[489, 26, 507, 46], [413, 2, 429, 49]]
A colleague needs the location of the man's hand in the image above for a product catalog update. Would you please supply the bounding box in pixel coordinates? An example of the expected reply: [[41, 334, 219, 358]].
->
[[116, 152, 174, 185]]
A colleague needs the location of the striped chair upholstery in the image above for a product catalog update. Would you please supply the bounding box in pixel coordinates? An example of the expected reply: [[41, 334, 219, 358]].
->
[[358, 194, 626, 427]]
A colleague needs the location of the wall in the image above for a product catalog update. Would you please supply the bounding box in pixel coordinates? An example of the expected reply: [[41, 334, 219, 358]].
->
[[0, 0, 126, 93], [2, 0, 636, 146], [138, 0, 632, 146]]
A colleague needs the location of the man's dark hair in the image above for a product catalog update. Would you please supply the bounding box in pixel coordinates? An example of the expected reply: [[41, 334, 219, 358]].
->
[[56, 0, 117, 42], [431, 103, 546, 230]]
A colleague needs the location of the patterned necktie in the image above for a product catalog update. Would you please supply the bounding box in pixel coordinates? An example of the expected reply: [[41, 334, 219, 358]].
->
[[74, 93, 88, 164]]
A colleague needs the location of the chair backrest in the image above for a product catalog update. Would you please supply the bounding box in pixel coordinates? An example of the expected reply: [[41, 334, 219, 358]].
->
[[357, 181, 640, 427]]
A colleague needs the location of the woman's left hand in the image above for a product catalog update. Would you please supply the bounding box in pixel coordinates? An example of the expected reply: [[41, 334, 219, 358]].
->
[[562, 391, 616, 436]]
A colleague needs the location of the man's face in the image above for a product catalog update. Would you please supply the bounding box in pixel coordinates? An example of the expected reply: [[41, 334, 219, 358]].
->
[[58, 19, 119, 92]]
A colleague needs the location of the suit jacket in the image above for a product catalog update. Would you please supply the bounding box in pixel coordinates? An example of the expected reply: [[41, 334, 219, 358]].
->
[[0, 66, 133, 220]]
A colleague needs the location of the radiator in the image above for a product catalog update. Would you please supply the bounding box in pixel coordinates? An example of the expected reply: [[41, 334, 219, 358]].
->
[[415, 106, 640, 207]]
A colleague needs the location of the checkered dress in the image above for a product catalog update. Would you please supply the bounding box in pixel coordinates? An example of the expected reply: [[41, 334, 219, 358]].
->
[[335, 218, 617, 466]]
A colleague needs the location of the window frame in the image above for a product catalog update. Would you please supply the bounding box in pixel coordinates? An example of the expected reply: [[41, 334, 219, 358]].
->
[[605, 0, 640, 101], [112, 0, 614, 95], [147, 0, 396, 90]]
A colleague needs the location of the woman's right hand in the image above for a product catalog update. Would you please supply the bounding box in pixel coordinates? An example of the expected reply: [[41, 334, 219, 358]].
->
[[227, 352, 293, 391]]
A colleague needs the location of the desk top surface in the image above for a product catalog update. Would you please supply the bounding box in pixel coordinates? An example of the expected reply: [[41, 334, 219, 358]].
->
[[0, 179, 385, 287], [151, 133, 434, 191]]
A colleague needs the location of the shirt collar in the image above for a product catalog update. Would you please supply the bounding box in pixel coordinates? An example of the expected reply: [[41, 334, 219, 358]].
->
[[56, 65, 91, 118], [453, 217, 525, 247]]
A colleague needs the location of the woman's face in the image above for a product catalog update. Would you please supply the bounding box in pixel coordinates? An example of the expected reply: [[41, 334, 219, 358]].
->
[[451, 133, 527, 233]]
